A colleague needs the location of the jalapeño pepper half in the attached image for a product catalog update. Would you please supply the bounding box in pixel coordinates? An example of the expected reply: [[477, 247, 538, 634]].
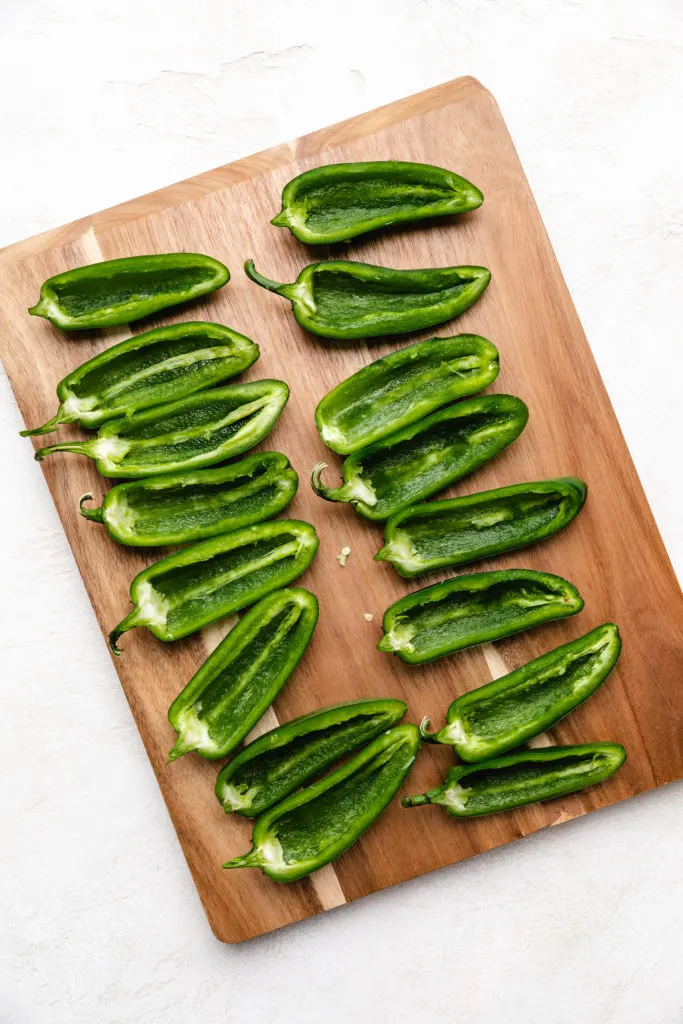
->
[[421, 624, 621, 761], [21, 322, 258, 436], [376, 478, 587, 576], [224, 724, 421, 882], [109, 519, 319, 653], [244, 259, 491, 340], [315, 334, 499, 455], [29, 253, 229, 330], [271, 160, 483, 245], [312, 394, 528, 521], [403, 743, 626, 817], [168, 588, 318, 761], [34, 380, 289, 478], [78, 452, 298, 547], [215, 698, 407, 816], [378, 569, 584, 664]]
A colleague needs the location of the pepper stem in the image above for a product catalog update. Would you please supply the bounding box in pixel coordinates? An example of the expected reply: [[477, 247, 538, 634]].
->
[[108, 608, 144, 656], [20, 408, 71, 437], [244, 259, 291, 296], [270, 210, 290, 227], [310, 462, 345, 503], [78, 493, 104, 523], [167, 734, 196, 763], [419, 717, 440, 743], [402, 793, 430, 807], [28, 298, 49, 319], [222, 849, 263, 870], [34, 439, 94, 463]]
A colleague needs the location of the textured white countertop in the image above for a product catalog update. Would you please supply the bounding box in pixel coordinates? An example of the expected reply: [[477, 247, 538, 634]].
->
[[1, 2, 682, 1021]]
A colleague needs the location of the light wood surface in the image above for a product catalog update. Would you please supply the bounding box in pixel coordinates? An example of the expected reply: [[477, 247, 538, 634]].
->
[[1, 77, 681, 943]]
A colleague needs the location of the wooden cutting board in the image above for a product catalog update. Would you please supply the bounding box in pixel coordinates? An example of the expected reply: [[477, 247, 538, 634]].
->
[[1, 76, 682, 943]]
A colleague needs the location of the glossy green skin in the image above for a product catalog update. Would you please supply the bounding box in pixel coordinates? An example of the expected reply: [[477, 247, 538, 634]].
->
[[315, 334, 499, 455], [108, 519, 319, 654], [244, 259, 491, 340], [20, 322, 258, 436], [79, 452, 298, 547], [423, 624, 621, 761], [377, 477, 587, 577], [34, 380, 289, 478], [167, 589, 318, 760], [271, 160, 484, 245], [311, 394, 529, 522], [215, 698, 407, 816], [378, 569, 584, 665], [224, 724, 421, 882], [403, 743, 626, 816], [28, 254, 230, 330]]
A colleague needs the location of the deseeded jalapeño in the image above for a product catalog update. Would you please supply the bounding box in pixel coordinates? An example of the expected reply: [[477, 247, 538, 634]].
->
[[312, 395, 529, 522], [215, 698, 407, 817], [315, 334, 499, 455], [244, 259, 491, 340], [109, 519, 319, 654], [403, 743, 627, 817], [378, 569, 584, 664], [20, 322, 258, 436], [34, 380, 289, 478], [376, 478, 587, 577], [421, 624, 621, 762], [271, 160, 483, 245], [224, 724, 421, 882], [79, 452, 298, 547], [168, 589, 318, 761], [29, 253, 229, 330]]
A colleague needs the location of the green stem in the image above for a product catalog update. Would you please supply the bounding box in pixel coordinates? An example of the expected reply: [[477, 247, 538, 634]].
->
[[310, 462, 344, 503], [20, 407, 72, 437], [108, 607, 144, 656], [167, 734, 196, 763], [34, 439, 94, 463], [402, 793, 430, 807], [243, 259, 289, 296], [270, 210, 290, 227], [222, 849, 264, 870], [419, 717, 440, 743], [78, 493, 104, 523], [28, 298, 49, 319]]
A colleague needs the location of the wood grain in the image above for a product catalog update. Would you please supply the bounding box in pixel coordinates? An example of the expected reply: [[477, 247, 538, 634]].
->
[[1, 76, 682, 942]]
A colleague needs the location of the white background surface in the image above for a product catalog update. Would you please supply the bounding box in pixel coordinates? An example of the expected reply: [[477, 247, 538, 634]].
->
[[1, 2, 682, 1021]]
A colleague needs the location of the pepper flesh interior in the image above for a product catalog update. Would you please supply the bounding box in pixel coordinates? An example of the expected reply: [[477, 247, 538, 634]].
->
[[216, 698, 407, 816], [316, 334, 499, 455], [53, 267, 210, 316], [379, 479, 586, 574], [91, 453, 297, 545], [380, 571, 583, 663]]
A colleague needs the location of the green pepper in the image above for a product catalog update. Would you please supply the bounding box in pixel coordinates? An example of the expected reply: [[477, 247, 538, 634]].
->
[[270, 161, 484, 245], [167, 588, 318, 761], [312, 394, 528, 522], [378, 569, 584, 664], [315, 334, 499, 455], [402, 743, 626, 817], [34, 380, 288, 478], [224, 723, 421, 882], [108, 519, 319, 654], [376, 477, 587, 577], [28, 253, 230, 330], [20, 322, 258, 437], [78, 452, 298, 547], [421, 623, 621, 761], [244, 259, 491, 340], [215, 697, 407, 816]]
